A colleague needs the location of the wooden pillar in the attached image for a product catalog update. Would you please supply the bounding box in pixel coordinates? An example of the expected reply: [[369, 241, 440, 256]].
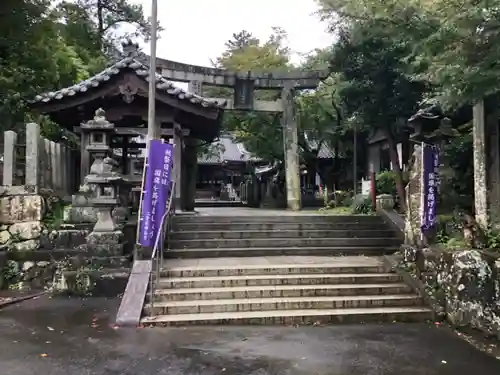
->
[[181, 137, 198, 211], [121, 136, 129, 175], [282, 82, 301, 210], [173, 124, 183, 211]]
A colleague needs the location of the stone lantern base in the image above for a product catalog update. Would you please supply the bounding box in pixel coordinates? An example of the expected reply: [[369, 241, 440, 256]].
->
[[87, 230, 124, 256]]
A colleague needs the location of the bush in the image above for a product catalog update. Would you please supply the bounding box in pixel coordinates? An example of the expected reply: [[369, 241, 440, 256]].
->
[[376, 171, 397, 196], [334, 190, 350, 206], [351, 194, 372, 214]]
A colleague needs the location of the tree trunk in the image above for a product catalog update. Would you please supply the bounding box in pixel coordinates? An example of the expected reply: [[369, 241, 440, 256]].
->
[[382, 129, 407, 211]]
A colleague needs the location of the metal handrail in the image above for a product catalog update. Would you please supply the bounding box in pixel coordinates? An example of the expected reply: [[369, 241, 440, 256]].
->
[[149, 181, 176, 309]]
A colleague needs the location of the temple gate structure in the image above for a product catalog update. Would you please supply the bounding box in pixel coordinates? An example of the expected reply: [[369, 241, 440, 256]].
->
[[156, 57, 328, 210]]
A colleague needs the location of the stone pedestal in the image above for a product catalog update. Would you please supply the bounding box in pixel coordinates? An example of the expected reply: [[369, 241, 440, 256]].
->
[[87, 231, 124, 256]]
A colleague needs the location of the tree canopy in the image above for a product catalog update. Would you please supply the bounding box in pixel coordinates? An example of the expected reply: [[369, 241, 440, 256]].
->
[[0, 0, 152, 134]]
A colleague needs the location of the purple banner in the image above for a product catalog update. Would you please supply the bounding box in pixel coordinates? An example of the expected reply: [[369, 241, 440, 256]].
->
[[138, 140, 173, 247], [420, 144, 439, 233]]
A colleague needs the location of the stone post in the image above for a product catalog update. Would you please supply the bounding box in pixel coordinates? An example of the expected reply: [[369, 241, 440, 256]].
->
[[42, 139, 51, 189], [282, 82, 301, 211], [474, 100, 488, 229], [173, 124, 183, 211], [50, 141, 57, 191], [404, 143, 423, 245], [25, 123, 40, 191], [473, 99, 500, 230], [60, 145, 68, 196], [3, 130, 17, 186]]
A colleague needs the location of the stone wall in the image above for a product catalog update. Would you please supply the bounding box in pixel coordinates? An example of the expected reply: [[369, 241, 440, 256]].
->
[[398, 246, 500, 338], [0, 123, 83, 290], [0, 189, 89, 289]]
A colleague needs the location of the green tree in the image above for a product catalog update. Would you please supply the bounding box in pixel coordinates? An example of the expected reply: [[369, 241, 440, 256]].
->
[[0, 0, 90, 130], [329, 23, 428, 207], [56, 0, 154, 53], [316, 0, 500, 108]]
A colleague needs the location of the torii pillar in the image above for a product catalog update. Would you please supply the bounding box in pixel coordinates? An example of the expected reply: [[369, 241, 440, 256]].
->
[[282, 82, 301, 211]]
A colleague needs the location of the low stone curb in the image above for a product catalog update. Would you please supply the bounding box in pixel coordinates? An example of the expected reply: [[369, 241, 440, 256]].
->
[[0, 290, 48, 310], [382, 254, 445, 322]]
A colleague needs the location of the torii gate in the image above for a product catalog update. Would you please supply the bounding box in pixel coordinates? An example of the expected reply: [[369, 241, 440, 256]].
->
[[156, 57, 328, 210]]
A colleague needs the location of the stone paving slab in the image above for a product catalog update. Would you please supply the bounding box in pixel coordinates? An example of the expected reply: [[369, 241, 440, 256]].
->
[[0, 296, 499, 374]]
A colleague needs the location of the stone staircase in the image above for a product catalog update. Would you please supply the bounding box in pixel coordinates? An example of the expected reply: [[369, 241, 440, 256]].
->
[[141, 214, 432, 326]]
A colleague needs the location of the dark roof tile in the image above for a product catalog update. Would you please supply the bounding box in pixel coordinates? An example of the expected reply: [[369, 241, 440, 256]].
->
[[30, 43, 226, 110]]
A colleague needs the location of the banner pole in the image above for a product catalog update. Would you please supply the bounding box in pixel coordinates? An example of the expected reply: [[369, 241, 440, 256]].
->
[[419, 142, 425, 244]]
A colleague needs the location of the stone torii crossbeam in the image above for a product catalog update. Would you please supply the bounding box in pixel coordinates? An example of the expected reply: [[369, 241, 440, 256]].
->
[[156, 57, 329, 210]]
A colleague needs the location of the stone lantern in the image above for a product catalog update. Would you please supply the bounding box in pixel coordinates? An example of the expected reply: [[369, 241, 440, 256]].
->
[[81, 108, 124, 255]]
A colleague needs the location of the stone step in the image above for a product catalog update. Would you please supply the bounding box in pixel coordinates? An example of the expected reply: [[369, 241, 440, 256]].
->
[[173, 215, 382, 225], [169, 237, 401, 249], [157, 273, 402, 289], [172, 222, 390, 232], [165, 246, 399, 258], [144, 294, 423, 315], [141, 306, 433, 326], [152, 283, 412, 301], [170, 229, 397, 240], [162, 256, 388, 278], [194, 200, 244, 208]]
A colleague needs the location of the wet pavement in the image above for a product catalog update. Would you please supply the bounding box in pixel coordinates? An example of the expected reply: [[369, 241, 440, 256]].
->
[[1, 296, 499, 375]]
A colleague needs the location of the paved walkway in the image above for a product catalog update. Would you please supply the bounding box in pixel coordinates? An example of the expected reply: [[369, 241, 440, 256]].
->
[[0, 296, 499, 374]]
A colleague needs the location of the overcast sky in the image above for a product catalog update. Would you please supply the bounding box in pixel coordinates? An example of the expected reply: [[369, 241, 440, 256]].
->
[[129, 0, 334, 66]]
